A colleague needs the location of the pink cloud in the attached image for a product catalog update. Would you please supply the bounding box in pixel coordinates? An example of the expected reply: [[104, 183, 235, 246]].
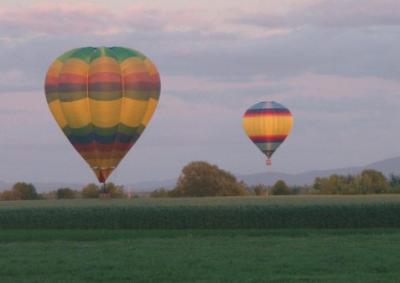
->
[[0, 2, 215, 37], [0, 2, 158, 36]]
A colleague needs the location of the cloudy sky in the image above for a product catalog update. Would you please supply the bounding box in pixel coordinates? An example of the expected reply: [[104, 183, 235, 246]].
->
[[1, 0, 400, 184]]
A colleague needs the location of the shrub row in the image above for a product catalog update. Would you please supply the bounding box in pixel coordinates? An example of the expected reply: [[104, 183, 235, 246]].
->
[[1, 203, 400, 229]]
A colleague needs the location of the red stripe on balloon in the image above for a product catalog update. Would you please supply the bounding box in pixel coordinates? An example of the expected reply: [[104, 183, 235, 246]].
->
[[73, 141, 135, 152], [244, 112, 292, 118], [45, 76, 59, 85], [89, 72, 121, 83], [58, 73, 86, 84]]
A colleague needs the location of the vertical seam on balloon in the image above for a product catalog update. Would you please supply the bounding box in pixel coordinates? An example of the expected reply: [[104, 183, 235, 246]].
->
[[88, 47, 100, 177], [108, 47, 124, 178]]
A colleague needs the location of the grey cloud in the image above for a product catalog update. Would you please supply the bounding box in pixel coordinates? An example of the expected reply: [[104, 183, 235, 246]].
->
[[154, 27, 400, 81], [237, 0, 400, 28], [1, 25, 400, 95]]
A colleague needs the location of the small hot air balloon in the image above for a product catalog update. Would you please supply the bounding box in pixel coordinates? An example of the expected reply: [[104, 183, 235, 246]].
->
[[243, 101, 293, 166], [45, 47, 161, 184]]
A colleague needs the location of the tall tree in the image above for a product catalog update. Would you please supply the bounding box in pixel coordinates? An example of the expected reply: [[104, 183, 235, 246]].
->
[[359, 170, 389, 194], [172, 161, 247, 197], [271, 180, 291, 195], [11, 182, 38, 200]]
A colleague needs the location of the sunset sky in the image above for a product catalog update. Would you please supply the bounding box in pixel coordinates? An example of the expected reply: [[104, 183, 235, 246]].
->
[[1, 0, 400, 184]]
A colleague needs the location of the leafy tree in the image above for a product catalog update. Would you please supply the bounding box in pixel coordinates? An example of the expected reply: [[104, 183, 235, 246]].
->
[[270, 180, 291, 195], [104, 182, 125, 198], [359, 169, 389, 194], [313, 170, 389, 194], [389, 174, 400, 193], [56, 187, 75, 199], [389, 174, 400, 187], [81, 183, 100, 198], [313, 175, 358, 194], [11, 182, 38, 200], [0, 190, 17, 201], [171, 161, 247, 197]]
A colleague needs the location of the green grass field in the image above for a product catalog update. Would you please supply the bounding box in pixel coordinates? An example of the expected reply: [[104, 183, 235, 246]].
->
[[1, 196, 400, 282], [1, 229, 400, 282]]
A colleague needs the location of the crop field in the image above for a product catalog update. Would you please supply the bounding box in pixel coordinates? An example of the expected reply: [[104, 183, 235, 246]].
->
[[1, 195, 400, 229], [1, 195, 400, 282]]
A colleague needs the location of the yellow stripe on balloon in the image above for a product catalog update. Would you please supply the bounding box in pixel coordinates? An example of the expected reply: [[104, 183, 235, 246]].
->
[[84, 158, 98, 168], [60, 99, 91, 128], [120, 98, 148, 127], [89, 99, 122, 128], [144, 59, 159, 76], [46, 60, 64, 78], [85, 157, 121, 167], [243, 116, 293, 136], [89, 56, 121, 74], [120, 57, 146, 73], [99, 157, 121, 169], [141, 98, 158, 126], [60, 58, 89, 75], [48, 100, 68, 128]]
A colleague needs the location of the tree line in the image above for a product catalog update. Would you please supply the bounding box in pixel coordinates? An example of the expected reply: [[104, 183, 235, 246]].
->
[[151, 162, 400, 197], [0, 182, 126, 201], [2, 161, 400, 200]]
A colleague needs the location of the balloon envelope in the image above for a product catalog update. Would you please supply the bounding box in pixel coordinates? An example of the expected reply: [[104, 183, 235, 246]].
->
[[45, 47, 161, 182], [243, 101, 293, 162]]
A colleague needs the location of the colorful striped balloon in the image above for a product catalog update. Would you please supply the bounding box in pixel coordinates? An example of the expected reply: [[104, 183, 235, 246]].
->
[[45, 47, 161, 182], [243, 101, 293, 165]]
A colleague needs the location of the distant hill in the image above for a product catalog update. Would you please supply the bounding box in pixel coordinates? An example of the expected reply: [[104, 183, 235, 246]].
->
[[239, 157, 400, 186], [237, 167, 362, 187], [365, 157, 400, 175], [128, 157, 400, 189], [1, 157, 400, 192]]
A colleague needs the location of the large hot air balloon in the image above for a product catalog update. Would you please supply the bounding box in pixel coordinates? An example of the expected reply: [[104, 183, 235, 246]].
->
[[45, 47, 161, 183], [243, 101, 293, 166]]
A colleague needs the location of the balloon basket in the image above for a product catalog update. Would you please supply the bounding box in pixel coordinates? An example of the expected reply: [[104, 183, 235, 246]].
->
[[266, 159, 272, 166]]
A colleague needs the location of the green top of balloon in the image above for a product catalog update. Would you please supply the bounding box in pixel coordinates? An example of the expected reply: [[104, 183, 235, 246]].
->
[[57, 46, 147, 64]]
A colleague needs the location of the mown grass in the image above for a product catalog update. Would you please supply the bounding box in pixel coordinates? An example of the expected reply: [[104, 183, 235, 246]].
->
[[0, 229, 400, 283], [1, 195, 400, 229]]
